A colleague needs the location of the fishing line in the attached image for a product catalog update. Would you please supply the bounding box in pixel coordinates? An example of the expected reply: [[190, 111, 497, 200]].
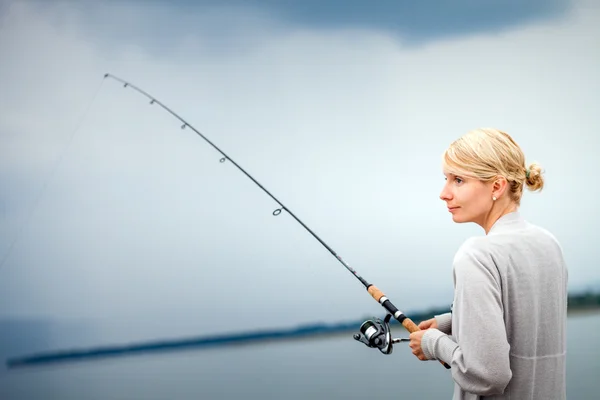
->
[[0, 76, 107, 272]]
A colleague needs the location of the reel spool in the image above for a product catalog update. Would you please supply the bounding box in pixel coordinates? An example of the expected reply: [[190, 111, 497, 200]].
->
[[353, 313, 408, 355]]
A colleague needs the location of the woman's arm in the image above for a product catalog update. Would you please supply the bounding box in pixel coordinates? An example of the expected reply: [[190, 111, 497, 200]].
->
[[420, 238, 512, 396], [433, 312, 452, 335]]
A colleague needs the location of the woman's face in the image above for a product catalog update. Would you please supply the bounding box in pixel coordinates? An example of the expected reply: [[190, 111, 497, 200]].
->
[[439, 172, 494, 225]]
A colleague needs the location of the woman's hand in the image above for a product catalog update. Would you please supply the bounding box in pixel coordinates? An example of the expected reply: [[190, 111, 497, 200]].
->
[[418, 317, 438, 330], [409, 330, 428, 360], [409, 318, 438, 361]]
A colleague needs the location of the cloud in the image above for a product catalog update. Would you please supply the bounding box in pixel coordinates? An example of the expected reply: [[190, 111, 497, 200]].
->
[[0, 0, 599, 345], [221, 0, 572, 41], [83, 0, 574, 46], [8, 0, 575, 63]]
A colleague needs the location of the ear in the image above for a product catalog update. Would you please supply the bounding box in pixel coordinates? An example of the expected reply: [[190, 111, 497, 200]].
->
[[491, 176, 509, 199]]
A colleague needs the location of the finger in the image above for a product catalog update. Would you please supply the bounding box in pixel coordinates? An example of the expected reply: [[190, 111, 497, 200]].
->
[[418, 320, 432, 329]]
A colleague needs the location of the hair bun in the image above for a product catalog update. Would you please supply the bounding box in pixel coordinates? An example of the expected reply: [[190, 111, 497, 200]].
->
[[525, 162, 544, 192]]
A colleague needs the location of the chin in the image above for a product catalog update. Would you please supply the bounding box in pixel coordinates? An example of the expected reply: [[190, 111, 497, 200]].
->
[[451, 213, 471, 224]]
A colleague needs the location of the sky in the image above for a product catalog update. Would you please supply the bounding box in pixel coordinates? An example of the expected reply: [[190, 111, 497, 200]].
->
[[1, 0, 599, 347]]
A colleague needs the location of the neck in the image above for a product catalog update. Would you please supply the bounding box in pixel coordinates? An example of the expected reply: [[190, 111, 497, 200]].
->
[[481, 201, 518, 234]]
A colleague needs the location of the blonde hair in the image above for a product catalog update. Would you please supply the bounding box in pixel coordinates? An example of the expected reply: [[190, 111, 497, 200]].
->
[[442, 128, 544, 205]]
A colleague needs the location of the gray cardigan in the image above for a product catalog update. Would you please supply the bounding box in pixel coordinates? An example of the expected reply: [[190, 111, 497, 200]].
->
[[421, 211, 568, 399]]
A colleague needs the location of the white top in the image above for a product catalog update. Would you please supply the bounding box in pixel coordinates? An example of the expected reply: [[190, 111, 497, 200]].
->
[[421, 211, 568, 400]]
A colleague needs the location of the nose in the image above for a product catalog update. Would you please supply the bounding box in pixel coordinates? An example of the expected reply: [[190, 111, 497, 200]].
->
[[439, 183, 452, 202]]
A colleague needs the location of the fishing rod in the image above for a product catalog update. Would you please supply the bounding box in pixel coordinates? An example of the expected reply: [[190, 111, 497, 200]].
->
[[102, 73, 450, 369]]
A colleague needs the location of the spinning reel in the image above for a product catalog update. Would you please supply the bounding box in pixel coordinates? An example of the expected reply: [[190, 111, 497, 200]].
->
[[353, 313, 409, 355]]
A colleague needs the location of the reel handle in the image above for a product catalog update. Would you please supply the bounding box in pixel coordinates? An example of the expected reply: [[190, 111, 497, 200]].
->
[[367, 285, 451, 370]]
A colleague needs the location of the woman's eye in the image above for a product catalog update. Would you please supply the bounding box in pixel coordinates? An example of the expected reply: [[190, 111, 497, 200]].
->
[[455, 177, 463, 184]]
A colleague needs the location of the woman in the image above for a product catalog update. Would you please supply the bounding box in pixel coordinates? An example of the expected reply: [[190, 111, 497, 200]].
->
[[408, 128, 568, 399]]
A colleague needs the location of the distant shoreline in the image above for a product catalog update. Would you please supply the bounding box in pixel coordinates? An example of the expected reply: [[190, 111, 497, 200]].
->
[[567, 306, 600, 316], [5, 291, 600, 369], [566, 291, 600, 315]]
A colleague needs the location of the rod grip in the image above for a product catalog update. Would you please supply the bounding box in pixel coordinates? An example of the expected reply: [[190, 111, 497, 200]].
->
[[367, 285, 385, 302], [401, 317, 420, 333]]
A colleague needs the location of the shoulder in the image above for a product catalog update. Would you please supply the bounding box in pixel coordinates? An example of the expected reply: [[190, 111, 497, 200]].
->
[[453, 236, 501, 282], [503, 217, 566, 257], [453, 236, 492, 265], [527, 222, 565, 252]]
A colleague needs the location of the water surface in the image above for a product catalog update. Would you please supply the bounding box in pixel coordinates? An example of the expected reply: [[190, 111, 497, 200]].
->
[[1, 313, 598, 399]]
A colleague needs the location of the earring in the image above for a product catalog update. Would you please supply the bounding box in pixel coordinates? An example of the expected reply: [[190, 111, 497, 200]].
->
[[492, 196, 497, 201]]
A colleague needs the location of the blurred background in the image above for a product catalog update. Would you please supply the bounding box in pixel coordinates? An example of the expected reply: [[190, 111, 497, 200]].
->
[[1, 0, 599, 398]]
